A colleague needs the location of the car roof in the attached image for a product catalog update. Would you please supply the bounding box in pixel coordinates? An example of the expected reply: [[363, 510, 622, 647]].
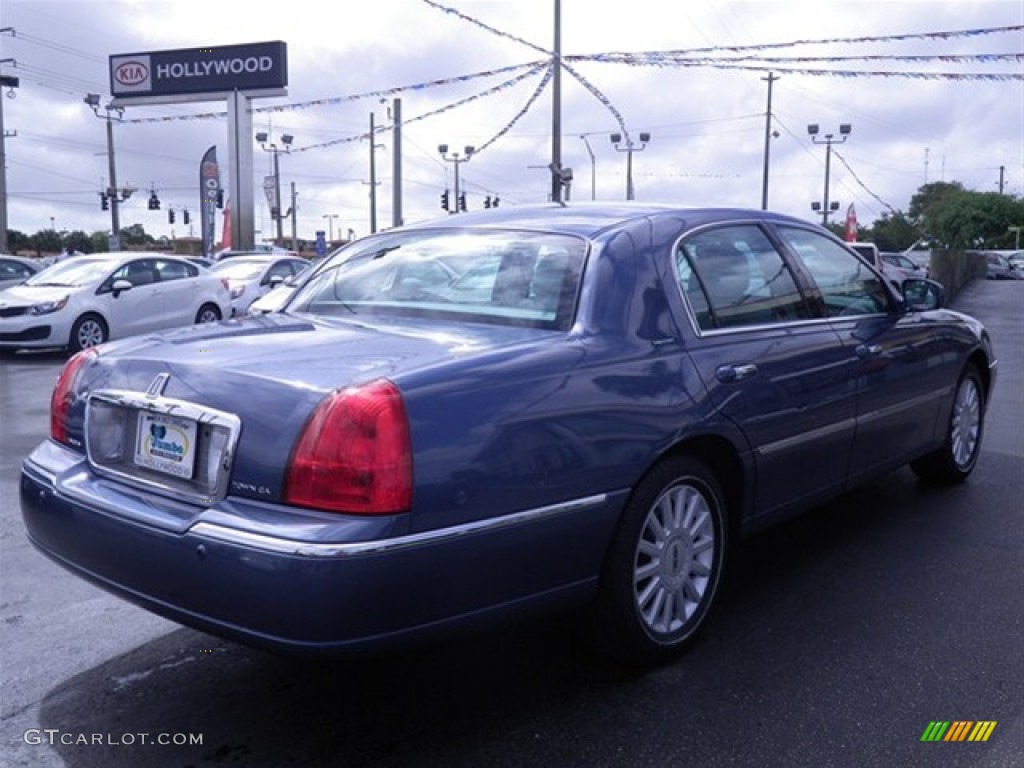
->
[[398, 202, 820, 239], [1, 254, 43, 268]]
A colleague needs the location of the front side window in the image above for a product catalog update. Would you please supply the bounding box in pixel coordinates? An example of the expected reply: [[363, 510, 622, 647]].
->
[[289, 230, 587, 331], [111, 260, 159, 287], [676, 224, 810, 331], [776, 226, 889, 317]]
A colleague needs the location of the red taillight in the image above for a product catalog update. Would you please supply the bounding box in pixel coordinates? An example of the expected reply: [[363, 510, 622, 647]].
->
[[284, 379, 413, 515], [50, 348, 98, 445]]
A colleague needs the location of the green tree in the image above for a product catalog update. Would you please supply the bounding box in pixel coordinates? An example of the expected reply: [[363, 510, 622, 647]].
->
[[929, 191, 1024, 250], [30, 229, 62, 255], [5, 229, 32, 253], [63, 230, 94, 254], [908, 181, 967, 222], [118, 223, 155, 248], [868, 211, 918, 251]]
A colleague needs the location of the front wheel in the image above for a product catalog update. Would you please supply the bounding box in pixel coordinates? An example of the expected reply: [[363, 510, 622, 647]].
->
[[911, 364, 985, 484], [69, 314, 108, 353], [195, 304, 222, 324], [590, 456, 728, 665]]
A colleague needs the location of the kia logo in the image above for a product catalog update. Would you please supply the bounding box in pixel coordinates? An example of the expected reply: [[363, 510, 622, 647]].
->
[[114, 60, 149, 86]]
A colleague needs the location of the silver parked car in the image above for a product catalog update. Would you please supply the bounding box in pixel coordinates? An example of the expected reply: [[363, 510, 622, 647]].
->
[[0, 254, 43, 291]]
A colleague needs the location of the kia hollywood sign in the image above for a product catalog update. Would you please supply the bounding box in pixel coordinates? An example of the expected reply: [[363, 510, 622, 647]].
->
[[110, 41, 287, 98]]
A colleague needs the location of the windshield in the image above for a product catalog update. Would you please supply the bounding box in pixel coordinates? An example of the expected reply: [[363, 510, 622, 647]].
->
[[289, 229, 587, 331], [24, 256, 123, 286]]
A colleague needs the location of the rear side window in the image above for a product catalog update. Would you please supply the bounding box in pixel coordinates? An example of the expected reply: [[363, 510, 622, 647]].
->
[[676, 224, 811, 331], [154, 259, 195, 282], [776, 226, 889, 317]]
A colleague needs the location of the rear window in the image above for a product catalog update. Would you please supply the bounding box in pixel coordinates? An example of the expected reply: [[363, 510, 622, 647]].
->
[[289, 229, 587, 331]]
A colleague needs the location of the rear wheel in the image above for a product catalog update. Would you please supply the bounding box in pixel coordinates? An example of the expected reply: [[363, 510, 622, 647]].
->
[[590, 456, 727, 665], [69, 314, 108, 353], [195, 304, 222, 324], [911, 364, 985, 484]]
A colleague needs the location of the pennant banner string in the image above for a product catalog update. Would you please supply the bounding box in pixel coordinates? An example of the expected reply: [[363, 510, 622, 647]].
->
[[123, 61, 547, 124], [293, 63, 549, 153]]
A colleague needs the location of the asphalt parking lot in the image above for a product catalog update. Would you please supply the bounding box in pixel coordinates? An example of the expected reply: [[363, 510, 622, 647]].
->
[[0, 279, 1021, 767]]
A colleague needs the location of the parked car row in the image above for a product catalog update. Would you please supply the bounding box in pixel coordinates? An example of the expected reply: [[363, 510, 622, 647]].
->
[[984, 251, 1024, 280], [0, 251, 329, 353], [20, 203, 995, 665], [0, 253, 231, 353]]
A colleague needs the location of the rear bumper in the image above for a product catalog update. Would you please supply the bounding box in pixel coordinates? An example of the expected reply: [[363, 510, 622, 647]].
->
[[20, 440, 617, 656]]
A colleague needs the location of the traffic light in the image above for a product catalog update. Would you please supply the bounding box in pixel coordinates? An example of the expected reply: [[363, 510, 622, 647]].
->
[[484, 195, 492, 209], [492, 195, 500, 208], [183, 209, 190, 225], [216, 190, 224, 209], [147, 191, 160, 210], [440, 190, 450, 211], [100, 193, 109, 211], [458, 193, 467, 212], [168, 209, 175, 224]]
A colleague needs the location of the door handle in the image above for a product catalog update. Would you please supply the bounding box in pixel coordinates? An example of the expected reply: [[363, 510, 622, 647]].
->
[[856, 344, 883, 359], [715, 363, 758, 383]]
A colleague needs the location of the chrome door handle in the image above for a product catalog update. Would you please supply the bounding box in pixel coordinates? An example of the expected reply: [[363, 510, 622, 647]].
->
[[856, 344, 883, 359], [715, 363, 758, 383]]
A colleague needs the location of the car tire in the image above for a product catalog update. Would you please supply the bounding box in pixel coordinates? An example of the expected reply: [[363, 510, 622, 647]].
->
[[911, 363, 985, 485], [590, 455, 727, 665], [69, 314, 108, 352], [195, 304, 222, 324]]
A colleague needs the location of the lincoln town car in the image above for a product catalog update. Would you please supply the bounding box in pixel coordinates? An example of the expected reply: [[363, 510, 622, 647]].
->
[[20, 204, 996, 663]]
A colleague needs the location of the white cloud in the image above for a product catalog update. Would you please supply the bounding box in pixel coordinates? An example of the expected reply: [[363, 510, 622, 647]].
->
[[2, 0, 1021, 243]]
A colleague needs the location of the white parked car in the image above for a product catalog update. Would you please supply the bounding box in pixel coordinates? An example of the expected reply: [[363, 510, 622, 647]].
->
[[0, 252, 231, 353], [848, 242, 909, 288], [0, 254, 43, 291], [210, 254, 309, 316]]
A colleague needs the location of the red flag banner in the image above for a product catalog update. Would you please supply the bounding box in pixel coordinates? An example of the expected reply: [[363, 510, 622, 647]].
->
[[845, 203, 858, 242]]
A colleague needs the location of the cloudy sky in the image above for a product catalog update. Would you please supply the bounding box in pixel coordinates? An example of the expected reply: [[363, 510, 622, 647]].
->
[[2, 0, 1021, 246]]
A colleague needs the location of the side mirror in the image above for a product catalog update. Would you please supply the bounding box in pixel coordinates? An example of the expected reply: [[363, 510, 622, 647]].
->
[[902, 278, 944, 310], [111, 278, 133, 296]]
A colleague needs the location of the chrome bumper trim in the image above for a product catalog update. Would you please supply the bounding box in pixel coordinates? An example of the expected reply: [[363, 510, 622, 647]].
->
[[189, 493, 609, 559]]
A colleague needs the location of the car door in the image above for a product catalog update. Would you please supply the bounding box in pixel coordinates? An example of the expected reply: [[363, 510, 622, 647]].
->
[[675, 223, 857, 521], [774, 225, 954, 483], [151, 258, 200, 329], [101, 258, 165, 337]]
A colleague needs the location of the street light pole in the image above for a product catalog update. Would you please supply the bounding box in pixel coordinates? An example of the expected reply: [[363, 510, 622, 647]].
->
[[255, 131, 293, 244], [322, 213, 339, 242], [610, 132, 651, 201], [579, 134, 596, 201], [0, 68, 19, 255], [85, 93, 132, 250], [438, 143, 474, 213], [808, 122, 851, 226]]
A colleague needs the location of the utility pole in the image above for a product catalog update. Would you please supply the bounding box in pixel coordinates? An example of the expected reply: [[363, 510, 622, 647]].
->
[[761, 72, 779, 210], [391, 98, 403, 227], [550, 0, 562, 203], [0, 62, 19, 254]]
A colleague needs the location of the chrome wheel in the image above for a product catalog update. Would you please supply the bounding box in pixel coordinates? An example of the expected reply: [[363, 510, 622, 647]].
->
[[950, 374, 981, 470], [911, 364, 985, 485], [591, 456, 727, 664], [634, 482, 716, 636]]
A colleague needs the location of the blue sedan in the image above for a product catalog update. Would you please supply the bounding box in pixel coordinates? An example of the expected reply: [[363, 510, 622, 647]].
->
[[20, 204, 996, 663]]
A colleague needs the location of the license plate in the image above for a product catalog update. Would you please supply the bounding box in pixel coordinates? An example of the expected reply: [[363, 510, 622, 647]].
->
[[134, 412, 198, 479]]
